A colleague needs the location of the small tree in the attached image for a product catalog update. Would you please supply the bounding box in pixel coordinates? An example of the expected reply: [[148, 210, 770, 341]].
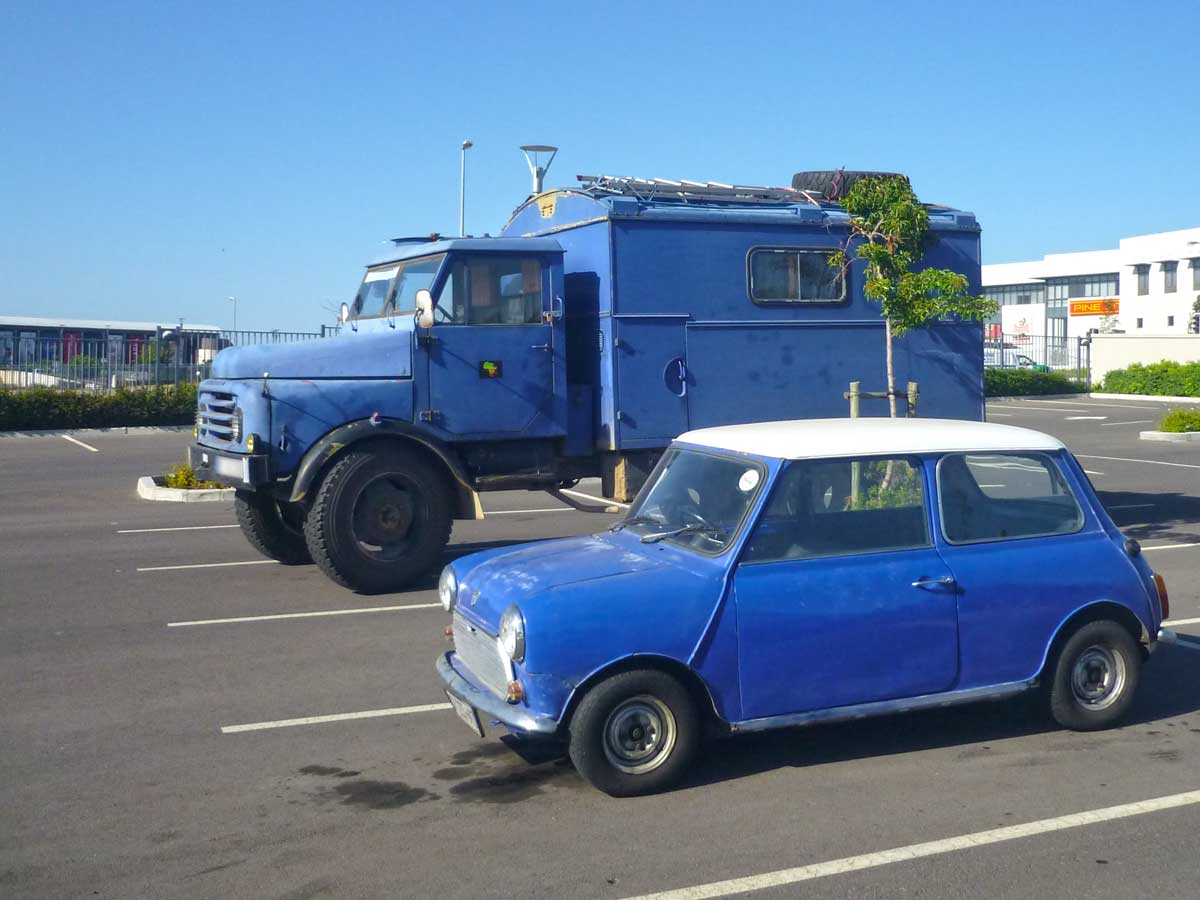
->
[[830, 176, 997, 417]]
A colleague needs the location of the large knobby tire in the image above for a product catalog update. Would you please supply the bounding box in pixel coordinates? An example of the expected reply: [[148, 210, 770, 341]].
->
[[234, 490, 311, 565], [303, 445, 453, 594], [1046, 620, 1141, 731], [568, 669, 699, 797]]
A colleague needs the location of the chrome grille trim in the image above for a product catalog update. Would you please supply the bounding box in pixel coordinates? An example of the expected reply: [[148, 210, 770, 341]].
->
[[452, 613, 509, 699], [199, 390, 238, 445]]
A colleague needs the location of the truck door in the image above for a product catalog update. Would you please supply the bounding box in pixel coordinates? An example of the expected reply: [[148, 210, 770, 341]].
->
[[427, 255, 562, 437]]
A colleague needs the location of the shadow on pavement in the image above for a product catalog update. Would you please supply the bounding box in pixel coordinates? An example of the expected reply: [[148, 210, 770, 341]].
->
[[1098, 489, 1200, 544]]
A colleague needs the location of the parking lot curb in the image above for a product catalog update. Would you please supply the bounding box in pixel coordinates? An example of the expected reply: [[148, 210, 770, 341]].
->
[[987, 393, 1089, 402], [0, 425, 192, 438], [1090, 392, 1200, 404], [137, 475, 235, 503], [1140, 430, 1200, 443]]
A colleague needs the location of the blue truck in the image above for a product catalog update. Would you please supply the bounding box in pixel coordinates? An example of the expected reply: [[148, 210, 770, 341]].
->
[[189, 171, 985, 593]]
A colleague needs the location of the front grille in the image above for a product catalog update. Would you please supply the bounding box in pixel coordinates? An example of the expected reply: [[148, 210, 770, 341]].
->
[[452, 612, 510, 698], [199, 390, 238, 444]]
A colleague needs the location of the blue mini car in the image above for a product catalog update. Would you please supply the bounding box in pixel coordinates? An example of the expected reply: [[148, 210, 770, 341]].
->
[[436, 418, 1174, 796]]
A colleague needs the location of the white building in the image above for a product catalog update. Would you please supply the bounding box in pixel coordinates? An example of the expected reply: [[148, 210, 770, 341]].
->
[[982, 227, 1200, 341]]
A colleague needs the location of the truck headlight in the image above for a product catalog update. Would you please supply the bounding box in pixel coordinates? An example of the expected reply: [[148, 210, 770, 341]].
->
[[231, 408, 243, 442], [194, 409, 203, 438], [438, 567, 458, 612], [499, 606, 525, 663]]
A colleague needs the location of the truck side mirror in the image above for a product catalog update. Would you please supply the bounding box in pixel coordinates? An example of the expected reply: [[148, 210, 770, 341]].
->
[[415, 289, 434, 329], [339, 302, 351, 324]]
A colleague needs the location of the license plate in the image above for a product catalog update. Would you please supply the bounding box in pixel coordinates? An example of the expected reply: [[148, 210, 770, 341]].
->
[[214, 455, 245, 480], [446, 691, 484, 737]]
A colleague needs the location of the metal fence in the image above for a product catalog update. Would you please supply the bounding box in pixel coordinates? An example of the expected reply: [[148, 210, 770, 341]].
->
[[984, 333, 1090, 379], [0, 328, 330, 392]]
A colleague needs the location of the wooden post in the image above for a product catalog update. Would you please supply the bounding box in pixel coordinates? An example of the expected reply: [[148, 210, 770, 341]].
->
[[848, 381, 861, 505], [906, 381, 919, 418], [848, 381, 860, 419]]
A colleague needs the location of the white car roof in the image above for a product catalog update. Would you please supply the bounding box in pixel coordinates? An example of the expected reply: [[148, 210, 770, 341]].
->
[[676, 418, 1064, 461]]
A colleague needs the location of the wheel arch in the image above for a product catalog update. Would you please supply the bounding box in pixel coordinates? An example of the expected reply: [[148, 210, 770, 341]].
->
[[1038, 600, 1149, 678], [286, 419, 481, 520], [557, 654, 727, 737]]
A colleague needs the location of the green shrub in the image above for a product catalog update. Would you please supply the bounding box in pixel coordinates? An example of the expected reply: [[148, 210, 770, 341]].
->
[[1100, 360, 1200, 397], [163, 463, 222, 490], [984, 368, 1086, 397], [0, 384, 198, 431], [1159, 408, 1200, 433]]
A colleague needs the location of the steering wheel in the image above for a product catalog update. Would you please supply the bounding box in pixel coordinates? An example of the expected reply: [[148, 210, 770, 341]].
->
[[433, 304, 454, 324], [677, 504, 716, 531]]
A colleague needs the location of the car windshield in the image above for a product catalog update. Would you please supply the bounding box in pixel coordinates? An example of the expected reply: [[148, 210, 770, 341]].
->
[[351, 254, 445, 319], [618, 448, 765, 553]]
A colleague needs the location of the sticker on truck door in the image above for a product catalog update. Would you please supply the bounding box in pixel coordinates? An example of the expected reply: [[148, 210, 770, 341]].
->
[[479, 360, 503, 379]]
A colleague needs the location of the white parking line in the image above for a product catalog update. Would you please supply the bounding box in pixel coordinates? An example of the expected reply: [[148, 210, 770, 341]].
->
[[1083, 470, 1104, 476], [485, 507, 573, 516], [1101, 420, 1153, 427], [1077, 454, 1200, 470], [221, 702, 451, 733], [1143, 542, 1200, 552], [1164, 617, 1200, 627], [118, 524, 240, 534], [168, 602, 441, 627], [171, 602, 439, 628], [1064, 416, 1107, 421], [61, 434, 99, 452], [987, 413, 1013, 417], [988, 405, 1090, 413], [138, 559, 276, 573], [618, 789, 1200, 900], [560, 487, 630, 509], [1018, 399, 1173, 411]]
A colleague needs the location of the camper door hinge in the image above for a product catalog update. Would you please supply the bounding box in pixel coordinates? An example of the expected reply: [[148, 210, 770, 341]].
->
[[418, 409, 439, 423]]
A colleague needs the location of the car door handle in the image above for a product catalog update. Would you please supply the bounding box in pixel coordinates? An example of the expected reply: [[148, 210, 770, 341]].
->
[[530, 343, 551, 350], [912, 576, 956, 588]]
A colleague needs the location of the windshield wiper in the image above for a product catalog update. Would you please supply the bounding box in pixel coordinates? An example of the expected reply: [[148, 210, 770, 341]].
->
[[639, 523, 724, 544], [611, 515, 662, 533]]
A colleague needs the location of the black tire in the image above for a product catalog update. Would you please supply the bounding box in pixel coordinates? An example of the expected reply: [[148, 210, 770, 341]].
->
[[234, 490, 311, 565], [568, 669, 699, 797], [791, 169, 909, 200], [1046, 620, 1141, 731], [303, 445, 453, 594]]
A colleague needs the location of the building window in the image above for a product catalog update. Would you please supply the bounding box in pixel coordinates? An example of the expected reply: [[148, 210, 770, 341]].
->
[[1136, 318, 1144, 329], [1136, 265, 1149, 295], [1168, 316, 1175, 327], [748, 249, 845, 304], [1163, 261, 1178, 293], [1192, 258, 1200, 291]]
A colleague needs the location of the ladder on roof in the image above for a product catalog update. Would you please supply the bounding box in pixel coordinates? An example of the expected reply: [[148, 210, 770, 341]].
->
[[575, 174, 825, 207]]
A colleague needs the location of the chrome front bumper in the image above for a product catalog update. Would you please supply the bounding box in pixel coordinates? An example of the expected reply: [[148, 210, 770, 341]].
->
[[1157, 628, 1178, 646], [436, 651, 558, 736]]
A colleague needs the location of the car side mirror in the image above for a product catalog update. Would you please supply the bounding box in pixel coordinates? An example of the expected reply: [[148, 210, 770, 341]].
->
[[415, 289, 434, 329]]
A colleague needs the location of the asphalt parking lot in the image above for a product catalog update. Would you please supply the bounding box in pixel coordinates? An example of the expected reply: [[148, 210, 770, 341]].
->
[[2, 397, 1199, 900]]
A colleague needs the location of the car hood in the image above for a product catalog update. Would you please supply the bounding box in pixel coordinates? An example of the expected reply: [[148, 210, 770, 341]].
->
[[454, 534, 664, 628], [211, 327, 413, 380]]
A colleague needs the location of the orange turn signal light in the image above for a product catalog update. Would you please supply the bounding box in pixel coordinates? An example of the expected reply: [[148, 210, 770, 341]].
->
[[505, 680, 525, 704], [1153, 574, 1169, 620]]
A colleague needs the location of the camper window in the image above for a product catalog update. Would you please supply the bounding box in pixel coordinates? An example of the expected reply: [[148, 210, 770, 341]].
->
[[748, 248, 845, 305]]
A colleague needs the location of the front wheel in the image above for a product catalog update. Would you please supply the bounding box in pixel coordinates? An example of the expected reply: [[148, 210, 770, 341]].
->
[[234, 490, 311, 565], [568, 669, 699, 797], [303, 445, 453, 594], [1046, 620, 1141, 731]]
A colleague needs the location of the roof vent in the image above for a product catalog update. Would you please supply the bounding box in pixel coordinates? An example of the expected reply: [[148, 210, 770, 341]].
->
[[521, 145, 558, 194]]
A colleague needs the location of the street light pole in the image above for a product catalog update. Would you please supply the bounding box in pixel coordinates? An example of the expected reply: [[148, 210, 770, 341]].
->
[[227, 296, 237, 333], [460, 140, 473, 236]]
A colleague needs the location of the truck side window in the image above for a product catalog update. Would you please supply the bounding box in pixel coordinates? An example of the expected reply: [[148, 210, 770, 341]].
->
[[451, 257, 543, 325], [748, 248, 844, 304]]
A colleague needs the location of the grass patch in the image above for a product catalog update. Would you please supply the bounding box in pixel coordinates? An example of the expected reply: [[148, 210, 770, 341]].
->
[[162, 463, 223, 490]]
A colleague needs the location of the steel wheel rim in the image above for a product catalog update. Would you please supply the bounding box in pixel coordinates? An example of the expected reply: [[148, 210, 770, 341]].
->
[[351, 474, 419, 561], [1070, 644, 1126, 710], [602, 695, 676, 775]]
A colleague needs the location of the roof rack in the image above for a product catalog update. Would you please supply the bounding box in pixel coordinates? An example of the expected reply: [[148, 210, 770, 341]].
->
[[576, 175, 824, 207]]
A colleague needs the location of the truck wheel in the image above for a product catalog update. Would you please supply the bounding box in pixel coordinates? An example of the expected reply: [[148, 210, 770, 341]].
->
[[1045, 620, 1141, 731], [234, 490, 311, 565], [568, 669, 699, 797], [303, 445, 453, 594]]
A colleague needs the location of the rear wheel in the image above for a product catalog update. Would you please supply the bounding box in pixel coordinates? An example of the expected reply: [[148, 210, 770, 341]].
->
[[303, 445, 453, 594], [568, 669, 699, 797], [234, 490, 311, 565], [1046, 620, 1141, 731]]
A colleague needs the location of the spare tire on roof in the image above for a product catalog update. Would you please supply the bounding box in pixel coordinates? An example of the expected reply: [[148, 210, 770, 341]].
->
[[792, 170, 910, 200]]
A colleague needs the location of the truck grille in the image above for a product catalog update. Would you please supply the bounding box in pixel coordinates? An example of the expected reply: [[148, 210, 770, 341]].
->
[[452, 612, 510, 699], [199, 389, 238, 444]]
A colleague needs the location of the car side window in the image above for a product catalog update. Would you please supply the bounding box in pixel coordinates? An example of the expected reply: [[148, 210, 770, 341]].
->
[[742, 456, 929, 563], [937, 453, 1084, 544], [442, 257, 543, 325]]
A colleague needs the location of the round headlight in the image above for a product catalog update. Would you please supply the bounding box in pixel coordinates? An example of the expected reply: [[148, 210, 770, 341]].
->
[[438, 566, 458, 612], [499, 606, 525, 663], [230, 410, 242, 442]]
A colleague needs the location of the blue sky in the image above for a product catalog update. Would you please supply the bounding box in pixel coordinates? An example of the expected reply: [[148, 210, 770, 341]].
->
[[2, 0, 1196, 331]]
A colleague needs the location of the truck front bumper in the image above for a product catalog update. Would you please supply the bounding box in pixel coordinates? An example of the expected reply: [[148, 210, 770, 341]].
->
[[188, 443, 271, 488], [436, 651, 559, 736]]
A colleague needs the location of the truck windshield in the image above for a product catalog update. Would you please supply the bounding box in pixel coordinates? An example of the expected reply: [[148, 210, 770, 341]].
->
[[618, 448, 765, 554], [351, 254, 445, 319]]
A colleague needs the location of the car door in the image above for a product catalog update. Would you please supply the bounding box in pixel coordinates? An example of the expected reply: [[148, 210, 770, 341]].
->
[[427, 254, 560, 437], [733, 455, 960, 721]]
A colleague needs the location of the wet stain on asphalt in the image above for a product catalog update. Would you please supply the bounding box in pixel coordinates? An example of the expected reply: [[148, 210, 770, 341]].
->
[[314, 779, 439, 810], [448, 743, 511, 766], [447, 759, 580, 804], [1148, 748, 1181, 762], [298, 765, 360, 778]]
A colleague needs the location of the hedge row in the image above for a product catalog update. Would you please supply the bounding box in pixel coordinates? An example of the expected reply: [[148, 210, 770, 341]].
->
[[0, 384, 198, 431], [984, 368, 1086, 397], [1100, 360, 1200, 397], [1159, 409, 1200, 433]]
